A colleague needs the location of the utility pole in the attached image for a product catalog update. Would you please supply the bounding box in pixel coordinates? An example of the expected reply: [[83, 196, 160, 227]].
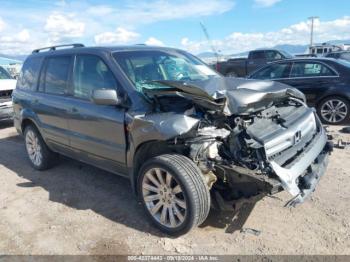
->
[[308, 16, 319, 47]]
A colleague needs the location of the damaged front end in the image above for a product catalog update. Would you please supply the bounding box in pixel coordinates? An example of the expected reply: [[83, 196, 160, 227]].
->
[[136, 78, 332, 208]]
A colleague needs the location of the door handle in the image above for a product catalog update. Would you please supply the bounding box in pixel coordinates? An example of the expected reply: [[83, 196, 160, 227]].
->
[[71, 107, 78, 113]]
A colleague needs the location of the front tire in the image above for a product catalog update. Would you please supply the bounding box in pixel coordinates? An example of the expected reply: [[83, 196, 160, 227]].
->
[[24, 125, 57, 170], [317, 96, 350, 125], [138, 154, 211, 236]]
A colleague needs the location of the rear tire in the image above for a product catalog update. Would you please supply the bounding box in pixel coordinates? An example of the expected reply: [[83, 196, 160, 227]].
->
[[138, 154, 211, 236], [24, 125, 57, 170], [317, 96, 350, 125]]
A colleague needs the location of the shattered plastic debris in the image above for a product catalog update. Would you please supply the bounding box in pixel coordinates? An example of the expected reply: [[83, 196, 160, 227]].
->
[[240, 228, 261, 236], [335, 139, 350, 149], [340, 126, 350, 134]]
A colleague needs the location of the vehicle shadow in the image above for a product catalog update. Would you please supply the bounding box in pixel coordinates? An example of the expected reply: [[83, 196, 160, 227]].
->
[[199, 197, 261, 234], [0, 134, 256, 237]]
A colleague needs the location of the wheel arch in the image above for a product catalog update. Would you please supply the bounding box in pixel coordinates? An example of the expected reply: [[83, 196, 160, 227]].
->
[[315, 94, 350, 109], [130, 140, 180, 195], [21, 118, 38, 133]]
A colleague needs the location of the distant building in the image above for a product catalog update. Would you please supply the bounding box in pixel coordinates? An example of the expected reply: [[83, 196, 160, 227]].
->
[[309, 43, 350, 57]]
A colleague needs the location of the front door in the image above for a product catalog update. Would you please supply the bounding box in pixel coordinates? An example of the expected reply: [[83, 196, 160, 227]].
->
[[65, 54, 127, 174]]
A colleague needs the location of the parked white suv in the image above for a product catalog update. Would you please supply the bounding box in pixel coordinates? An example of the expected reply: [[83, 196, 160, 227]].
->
[[0, 65, 16, 121]]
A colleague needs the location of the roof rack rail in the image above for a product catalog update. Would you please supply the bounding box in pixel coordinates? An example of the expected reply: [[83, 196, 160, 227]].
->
[[32, 43, 85, 54]]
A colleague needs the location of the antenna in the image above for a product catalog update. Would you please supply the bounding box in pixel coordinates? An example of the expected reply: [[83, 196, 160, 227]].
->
[[200, 22, 220, 63]]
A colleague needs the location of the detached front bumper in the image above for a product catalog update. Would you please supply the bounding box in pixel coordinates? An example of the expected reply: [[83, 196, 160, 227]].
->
[[267, 114, 332, 207], [284, 141, 332, 207]]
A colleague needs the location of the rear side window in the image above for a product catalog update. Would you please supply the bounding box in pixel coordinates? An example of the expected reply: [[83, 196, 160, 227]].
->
[[265, 51, 282, 60], [249, 51, 265, 59], [291, 62, 336, 77], [73, 55, 118, 100], [17, 57, 43, 90], [43, 56, 71, 95]]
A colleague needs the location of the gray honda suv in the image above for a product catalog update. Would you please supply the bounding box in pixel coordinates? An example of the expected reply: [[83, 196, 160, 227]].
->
[[13, 44, 332, 235]]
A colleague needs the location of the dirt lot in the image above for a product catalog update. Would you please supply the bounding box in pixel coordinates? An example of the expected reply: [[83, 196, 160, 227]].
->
[[0, 121, 349, 255]]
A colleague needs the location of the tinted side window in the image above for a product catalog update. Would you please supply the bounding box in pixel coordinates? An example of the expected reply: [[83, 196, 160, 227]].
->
[[252, 63, 290, 80], [17, 57, 43, 90], [249, 51, 265, 59], [73, 55, 117, 100], [291, 62, 336, 77], [44, 56, 71, 95]]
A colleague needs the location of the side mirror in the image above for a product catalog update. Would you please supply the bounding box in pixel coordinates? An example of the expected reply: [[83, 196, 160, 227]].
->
[[91, 89, 121, 106]]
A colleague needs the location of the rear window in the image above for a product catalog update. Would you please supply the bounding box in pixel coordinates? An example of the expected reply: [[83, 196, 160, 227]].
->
[[249, 51, 265, 59], [43, 56, 71, 95], [17, 57, 43, 90]]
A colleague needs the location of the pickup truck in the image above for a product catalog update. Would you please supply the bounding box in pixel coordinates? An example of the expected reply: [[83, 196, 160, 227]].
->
[[0, 65, 16, 121], [215, 49, 293, 77]]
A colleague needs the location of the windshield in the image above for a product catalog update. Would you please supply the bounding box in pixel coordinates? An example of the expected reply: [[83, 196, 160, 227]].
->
[[0, 66, 12, 79], [337, 59, 350, 68], [113, 50, 219, 92], [279, 50, 293, 59]]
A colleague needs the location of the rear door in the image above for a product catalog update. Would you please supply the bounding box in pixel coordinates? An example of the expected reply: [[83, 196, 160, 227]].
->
[[286, 61, 339, 105], [33, 55, 73, 149], [65, 54, 127, 174]]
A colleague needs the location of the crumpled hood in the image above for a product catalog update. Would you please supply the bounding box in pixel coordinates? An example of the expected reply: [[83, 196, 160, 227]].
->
[[144, 77, 306, 116], [0, 79, 16, 91]]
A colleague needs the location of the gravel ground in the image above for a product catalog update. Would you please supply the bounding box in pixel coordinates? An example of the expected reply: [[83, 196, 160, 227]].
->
[[0, 121, 349, 255]]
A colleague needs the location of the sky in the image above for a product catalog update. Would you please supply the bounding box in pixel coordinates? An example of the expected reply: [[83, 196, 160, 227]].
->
[[0, 0, 350, 55]]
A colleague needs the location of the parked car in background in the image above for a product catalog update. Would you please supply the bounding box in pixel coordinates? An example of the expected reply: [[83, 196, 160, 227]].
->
[[0, 65, 16, 121], [248, 58, 350, 124], [215, 49, 293, 77], [325, 51, 350, 62], [13, 44, 332, 235]]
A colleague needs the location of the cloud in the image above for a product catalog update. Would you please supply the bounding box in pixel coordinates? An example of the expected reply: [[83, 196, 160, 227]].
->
[[55, 0, 67, 7], [145, 37, 165, 46], [86, 0, 235, 26], [0, 17, 5, 32], [0, 0, 236, 55], [94, 27, 140, 45], [0, 29, 32, 54], [45, 12, 85, 43], [86, 5, 113, 16], [181, 16, 350, 54], [254, 0, 282, 7]]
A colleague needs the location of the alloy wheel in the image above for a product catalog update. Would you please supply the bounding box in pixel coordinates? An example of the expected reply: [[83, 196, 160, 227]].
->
[[142, 168, 187, 228], [25, 130, 43, 166], [320, 99, 348, 123]]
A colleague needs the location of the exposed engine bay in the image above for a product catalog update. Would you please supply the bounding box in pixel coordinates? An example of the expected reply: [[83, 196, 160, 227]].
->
[[132, 78, 332, 208]]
